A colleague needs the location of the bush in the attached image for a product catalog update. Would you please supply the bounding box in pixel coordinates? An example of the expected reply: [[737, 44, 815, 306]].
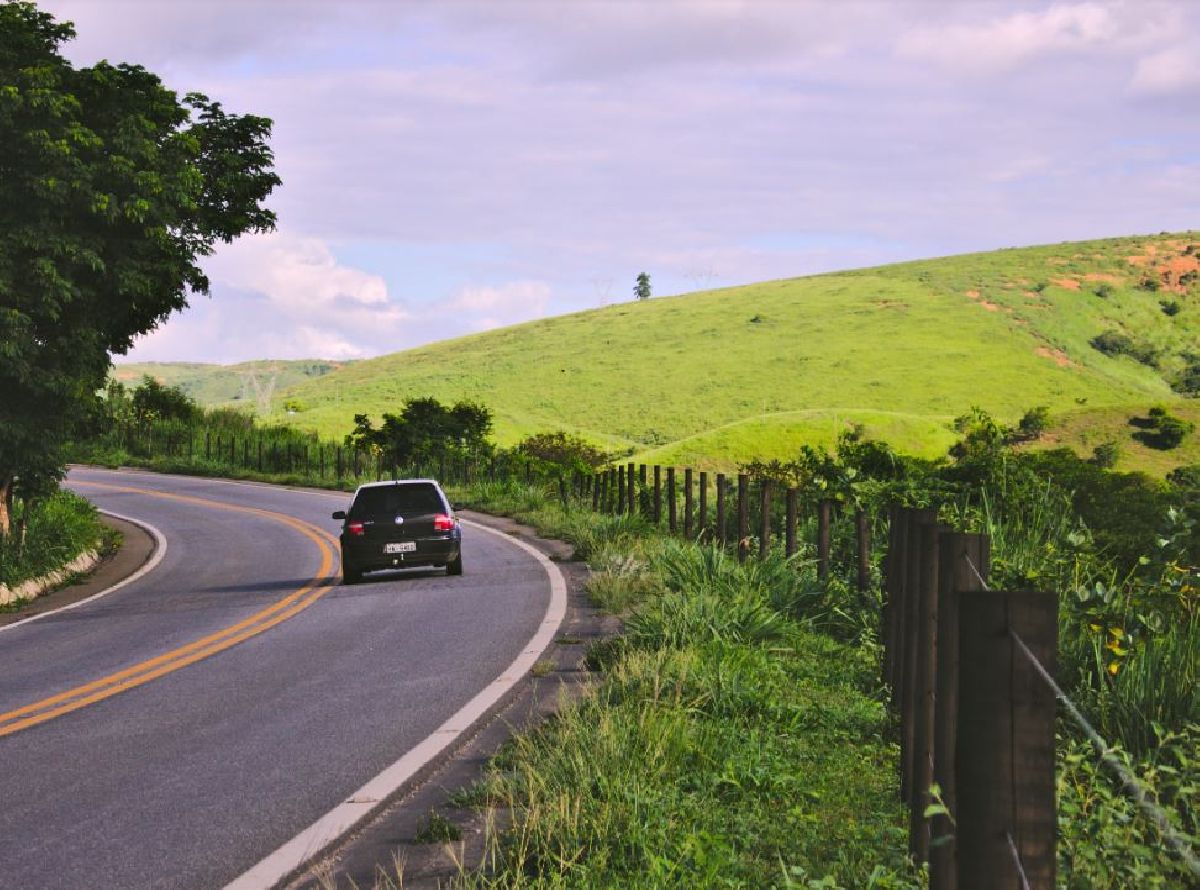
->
[[515, 431, 609, 473], [1090, 441, 1120, 469], [1015, 406, 1051, 441], [1094, 283, 1115, 299], [1171, 358, 1200, 396], [1089, 331, 1158, 368], [1159, 299, 1181, 317], [1135, 408, 1194, 450]]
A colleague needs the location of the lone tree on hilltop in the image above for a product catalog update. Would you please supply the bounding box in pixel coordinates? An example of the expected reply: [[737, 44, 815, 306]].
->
[[634, 272, 652, 300], [0, 2, 280, 535]]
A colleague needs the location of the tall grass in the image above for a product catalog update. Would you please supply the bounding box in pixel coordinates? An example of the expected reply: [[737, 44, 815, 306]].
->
[[0, 490, 108, 591]]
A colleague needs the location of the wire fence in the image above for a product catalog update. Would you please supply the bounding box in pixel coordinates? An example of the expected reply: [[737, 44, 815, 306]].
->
[[886, 508, 1199, 890]]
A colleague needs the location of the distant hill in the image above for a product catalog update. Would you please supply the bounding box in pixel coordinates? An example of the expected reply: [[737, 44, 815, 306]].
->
[[112, 360, 352, 415], [256, 232, 1200, 474]]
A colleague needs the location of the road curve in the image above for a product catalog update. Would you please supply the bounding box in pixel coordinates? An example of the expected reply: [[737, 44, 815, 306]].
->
[[0, 468, 557, 890]]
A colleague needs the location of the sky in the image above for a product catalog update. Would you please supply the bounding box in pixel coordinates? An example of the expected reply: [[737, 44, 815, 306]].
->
[[38, 0, 1200, 364]]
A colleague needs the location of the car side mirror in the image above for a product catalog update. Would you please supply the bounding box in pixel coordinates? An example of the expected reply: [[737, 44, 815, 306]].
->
[[332, 510, 346, 520]]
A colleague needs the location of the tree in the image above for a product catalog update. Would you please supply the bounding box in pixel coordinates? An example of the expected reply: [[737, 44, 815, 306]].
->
[[0, 3, 280, 534], [633, 272, 651, 300], [345, 398, 493, 468], [130, 376, 199, 425]]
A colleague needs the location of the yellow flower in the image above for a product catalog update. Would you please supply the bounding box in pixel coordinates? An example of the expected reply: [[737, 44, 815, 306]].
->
[[1107, 662, 1120, 676]]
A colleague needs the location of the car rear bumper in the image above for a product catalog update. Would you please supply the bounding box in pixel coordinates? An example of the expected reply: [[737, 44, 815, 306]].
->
[[342, 535, 460, 572]]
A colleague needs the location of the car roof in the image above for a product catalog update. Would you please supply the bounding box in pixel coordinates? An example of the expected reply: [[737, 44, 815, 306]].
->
[[353, 479, 443, 492]]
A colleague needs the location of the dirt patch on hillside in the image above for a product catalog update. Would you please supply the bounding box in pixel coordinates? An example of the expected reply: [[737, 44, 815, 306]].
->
[[1160, 255, 1200, 293], [1035, 346, 1072, 367], [980, 300, 1000, 312], [1125, 247, 1200, 293], [1083, 273, 1121, 283], [1052, 278, 1081, 290], [964, 290, 980, 299]]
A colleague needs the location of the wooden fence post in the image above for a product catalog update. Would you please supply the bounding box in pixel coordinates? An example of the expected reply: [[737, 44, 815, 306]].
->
[[856, 508, 871, 593], [817, 499, 832, 581], [628, 463, 636, 516], [930, 532, 990, 890], [698, 471, 708, 541], [653, 466, 662, 524], [716, 473, 727, 548], [592, 474, 600, 511], [736, 474, 749, 562], [684, 468, 693, 538], [910, 521, 948, 862], [759, 480, 772, 559], [667, 467, 677, 533], [956, 590, 1058, 890], [899, 509, 937, 804], [617, 464, 626, 514], [638, 465, 648, 515], [785, 487, 798, 557]]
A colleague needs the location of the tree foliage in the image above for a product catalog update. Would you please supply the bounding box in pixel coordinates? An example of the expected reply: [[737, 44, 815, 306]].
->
[[0, 2, 279, 532], [345, 397, 493, 468], [633, 272, 651, 301], [516, 431, 609, 474]]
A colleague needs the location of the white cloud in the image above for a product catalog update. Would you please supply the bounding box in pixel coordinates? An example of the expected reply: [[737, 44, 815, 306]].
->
[[1130, 46, 1200, 94], [125, 232, 403, 362], [897, 3, 1124, 73]]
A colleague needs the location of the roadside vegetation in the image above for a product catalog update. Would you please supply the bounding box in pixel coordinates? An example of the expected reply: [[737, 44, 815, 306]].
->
[[423, 414, 1197, 888], [0, 490, 112, 606]]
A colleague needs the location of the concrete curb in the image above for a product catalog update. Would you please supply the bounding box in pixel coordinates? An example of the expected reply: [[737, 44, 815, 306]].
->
[[0, 548, 101, 607]]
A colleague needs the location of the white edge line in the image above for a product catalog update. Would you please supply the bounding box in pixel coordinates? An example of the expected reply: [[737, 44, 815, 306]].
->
[[223, 517, 568, 890], [0, 509, 167, 635]]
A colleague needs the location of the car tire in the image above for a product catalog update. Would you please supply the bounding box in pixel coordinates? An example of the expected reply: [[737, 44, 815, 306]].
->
[[446, 554, 463, 576], [343, 561, 362, 585]]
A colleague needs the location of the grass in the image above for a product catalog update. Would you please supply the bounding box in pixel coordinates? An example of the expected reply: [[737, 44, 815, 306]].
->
[[237, 230, 1200, 475], [111, 358, 350, 411], [432, 479, 920, 888], [0, 490, 110, 591]]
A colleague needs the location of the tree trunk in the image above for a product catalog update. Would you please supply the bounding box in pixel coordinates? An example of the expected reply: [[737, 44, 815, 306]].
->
[[0, 475, 12, 539]]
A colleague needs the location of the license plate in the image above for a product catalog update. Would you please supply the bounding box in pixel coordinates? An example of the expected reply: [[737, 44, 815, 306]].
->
[[384, 542, 416, 554]]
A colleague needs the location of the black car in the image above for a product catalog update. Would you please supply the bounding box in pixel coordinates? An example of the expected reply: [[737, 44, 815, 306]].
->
[[332, 480, 463, 584]]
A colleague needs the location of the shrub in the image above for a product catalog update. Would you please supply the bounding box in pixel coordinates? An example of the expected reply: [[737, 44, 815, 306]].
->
[[1171, 358, 1200, 396], [1159, 299, 1181, 317], [1090, 441, 1120, 469], [1089, 330, 1158, 368], [515, 431, 609, 473], [1015, 406, 1051, 441], [1094, 283, 1115, 299]]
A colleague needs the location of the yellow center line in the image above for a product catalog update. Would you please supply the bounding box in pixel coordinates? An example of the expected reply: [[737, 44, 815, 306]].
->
[[0, 481, 342, 739]]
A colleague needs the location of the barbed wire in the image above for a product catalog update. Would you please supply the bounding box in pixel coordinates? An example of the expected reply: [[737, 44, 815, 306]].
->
[[962, 551, 1200, 879]]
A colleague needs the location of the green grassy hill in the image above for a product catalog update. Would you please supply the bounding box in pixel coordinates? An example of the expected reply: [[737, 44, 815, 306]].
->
[[265, 232, 1199, 474], [112, 360, 352, 413]]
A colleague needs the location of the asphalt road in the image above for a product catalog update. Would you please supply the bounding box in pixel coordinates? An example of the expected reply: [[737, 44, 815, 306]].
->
[[0, 468, 554, 890]]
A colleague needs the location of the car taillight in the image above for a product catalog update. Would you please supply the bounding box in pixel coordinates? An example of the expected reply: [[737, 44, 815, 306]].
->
[[347, 521, 365, 536], [433, 514, 455, 532]]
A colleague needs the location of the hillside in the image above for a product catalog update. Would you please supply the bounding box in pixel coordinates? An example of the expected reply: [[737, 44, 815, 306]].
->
[[267, 232, 1199, 473], [112, 360, 352, 414]]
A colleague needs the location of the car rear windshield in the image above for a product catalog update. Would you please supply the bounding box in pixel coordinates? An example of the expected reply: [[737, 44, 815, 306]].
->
[[350, 484, 444, 517]]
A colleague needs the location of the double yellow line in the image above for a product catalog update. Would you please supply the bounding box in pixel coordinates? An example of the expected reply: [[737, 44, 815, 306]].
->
[[0, 482, 341, 739]]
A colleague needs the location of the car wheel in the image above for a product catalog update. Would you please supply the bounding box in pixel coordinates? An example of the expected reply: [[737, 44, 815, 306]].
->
[[343, 562, 362, 585], [446, 554, 463, 576]]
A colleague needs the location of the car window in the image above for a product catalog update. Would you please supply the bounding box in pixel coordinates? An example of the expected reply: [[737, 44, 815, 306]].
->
[[350, 484, 444, 517]]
